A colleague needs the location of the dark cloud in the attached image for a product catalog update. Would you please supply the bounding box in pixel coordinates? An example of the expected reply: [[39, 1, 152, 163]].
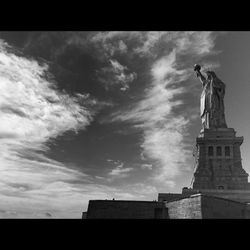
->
[[0, 31, 31, 48], [0, 32, 147, 102], [23, 32, 74, 61]]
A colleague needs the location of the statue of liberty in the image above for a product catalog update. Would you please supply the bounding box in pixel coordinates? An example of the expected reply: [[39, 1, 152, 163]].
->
[[194, 64, 227, 129]]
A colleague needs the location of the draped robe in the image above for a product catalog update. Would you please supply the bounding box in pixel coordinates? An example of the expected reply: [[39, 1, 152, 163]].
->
[[199, 71, 227, 129]]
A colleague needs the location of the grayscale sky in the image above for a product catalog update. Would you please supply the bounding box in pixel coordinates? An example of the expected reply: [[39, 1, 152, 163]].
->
[[0, 31, 249, 218]]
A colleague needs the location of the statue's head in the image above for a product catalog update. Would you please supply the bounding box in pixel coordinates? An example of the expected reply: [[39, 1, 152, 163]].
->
[[206, 71, 216, 80]]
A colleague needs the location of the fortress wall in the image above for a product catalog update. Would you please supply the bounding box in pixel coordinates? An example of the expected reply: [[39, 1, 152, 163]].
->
[[201, 195, 246, 218], [165, 195, 202, 219], [85, 195, 250, 219], [86, 200, 168, 219]]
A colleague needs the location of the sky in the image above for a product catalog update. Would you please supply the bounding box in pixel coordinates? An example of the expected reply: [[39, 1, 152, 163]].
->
[[0, 31, 250, 218]]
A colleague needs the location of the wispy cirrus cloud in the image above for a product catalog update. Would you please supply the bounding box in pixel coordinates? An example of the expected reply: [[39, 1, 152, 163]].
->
[[97, 59, 137, 91], [141, 164, 153, 170], [108, 163, 133, 178], [0, 39, 97, 217], [109, 32, 219, 185], [0, 36, 163, 216]]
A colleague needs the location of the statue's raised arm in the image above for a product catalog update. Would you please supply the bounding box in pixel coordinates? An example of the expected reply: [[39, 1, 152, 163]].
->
[[194, 64, 206, 86]]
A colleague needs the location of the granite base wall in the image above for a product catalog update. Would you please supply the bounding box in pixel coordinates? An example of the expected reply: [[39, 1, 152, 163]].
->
[[86, 194, 250, 219], [165, 194, 247, 219], [87, 200, 168, 219], [182, 188, 250, 203], [201, 195, 246, 218], [165, 195, 202, 219]]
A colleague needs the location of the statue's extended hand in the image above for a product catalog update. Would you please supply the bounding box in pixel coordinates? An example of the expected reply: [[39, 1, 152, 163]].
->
[[194, 64, 206, 84], [194, 64, 201, 72]]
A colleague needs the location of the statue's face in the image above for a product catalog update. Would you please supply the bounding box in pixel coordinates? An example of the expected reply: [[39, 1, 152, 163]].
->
[[206, 71, 212, 80]]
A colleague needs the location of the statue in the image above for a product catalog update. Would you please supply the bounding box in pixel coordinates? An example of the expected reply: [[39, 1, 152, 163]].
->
[[194, 64, 227, 129]]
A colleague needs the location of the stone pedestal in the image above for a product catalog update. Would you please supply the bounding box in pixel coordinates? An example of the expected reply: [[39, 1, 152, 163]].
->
[[182, 188, 250, 204], [192, 128, 250, 190]]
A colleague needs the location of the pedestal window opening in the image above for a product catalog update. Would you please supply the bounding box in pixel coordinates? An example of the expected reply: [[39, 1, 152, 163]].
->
[[225, 146, 230, 156], [216, 146, 222, 156], [208, 146, 214, 156]]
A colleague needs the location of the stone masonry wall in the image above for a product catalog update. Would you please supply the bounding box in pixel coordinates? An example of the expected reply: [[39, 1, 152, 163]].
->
[[86, 200, 168, 219], [201, 195, 246, 218], [165, 195, 202, 219]]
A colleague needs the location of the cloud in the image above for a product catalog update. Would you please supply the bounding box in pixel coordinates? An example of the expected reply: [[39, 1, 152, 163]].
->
[[0, 32, 222, 216], [141, 164, 153, 170], [117, 40, 128, 53], [133, 32, 174, 57], [106, 159, 122, 165], [89, 31, 141, 53], [97, 59, 137, 91], [110, 32, 217, 183], [90, 31, 216, 59], [0, 178, 158, 217], [108, 163, 133, 179], [0, 39, 97, 217]]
